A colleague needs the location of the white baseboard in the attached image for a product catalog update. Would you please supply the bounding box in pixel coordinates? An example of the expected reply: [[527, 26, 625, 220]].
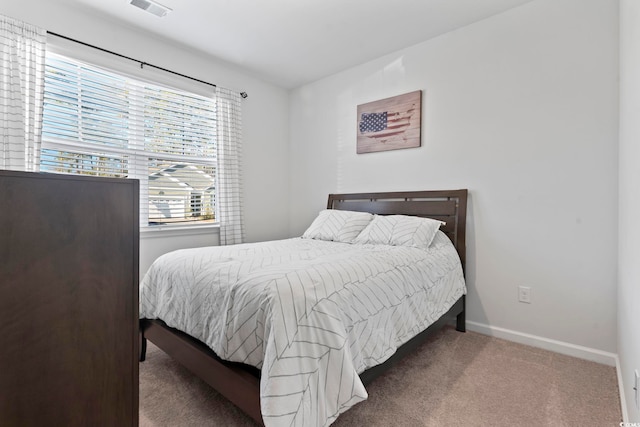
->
[[465, 321, 617, 366], [465, 321, 627, 421], [617, 356, 630, 423]]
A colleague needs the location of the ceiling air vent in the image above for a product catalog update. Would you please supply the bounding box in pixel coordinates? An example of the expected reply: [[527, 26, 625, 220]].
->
[[130, 0, 172, 17]]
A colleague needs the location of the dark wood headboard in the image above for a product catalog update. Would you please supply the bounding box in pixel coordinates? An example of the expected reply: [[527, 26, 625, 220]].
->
[[327, 190, 468, 271]]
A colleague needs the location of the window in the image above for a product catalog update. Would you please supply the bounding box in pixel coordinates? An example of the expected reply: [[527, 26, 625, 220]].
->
[[41, 52, 218, 227]]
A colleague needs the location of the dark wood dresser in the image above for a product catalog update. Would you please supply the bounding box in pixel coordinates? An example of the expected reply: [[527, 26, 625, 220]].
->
[[0, 170, 139, 426]]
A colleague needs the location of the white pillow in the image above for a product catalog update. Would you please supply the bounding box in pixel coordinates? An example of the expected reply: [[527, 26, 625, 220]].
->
[[302, 209, 373, 243], [354, 215, 445, 249]]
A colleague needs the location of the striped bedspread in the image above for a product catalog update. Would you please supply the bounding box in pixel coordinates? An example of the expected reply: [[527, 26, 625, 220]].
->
[[140, 231, 465, 427]]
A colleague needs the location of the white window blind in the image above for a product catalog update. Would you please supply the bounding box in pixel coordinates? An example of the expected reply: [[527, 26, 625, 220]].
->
[[41, 52, 217, 226]]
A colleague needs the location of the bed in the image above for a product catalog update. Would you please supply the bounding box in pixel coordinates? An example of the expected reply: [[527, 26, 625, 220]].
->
[[139, 189, 468, 426]]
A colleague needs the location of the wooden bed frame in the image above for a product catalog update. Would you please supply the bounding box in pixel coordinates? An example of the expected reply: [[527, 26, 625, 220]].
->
[[140, 189, 468, 425]]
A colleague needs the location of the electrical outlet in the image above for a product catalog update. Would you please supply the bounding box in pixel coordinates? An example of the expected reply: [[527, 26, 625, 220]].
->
[[635, 369, 639, 409], [518, 286, 531, 304]]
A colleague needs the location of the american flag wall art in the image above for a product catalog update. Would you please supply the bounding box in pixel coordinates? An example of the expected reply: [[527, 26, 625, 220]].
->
[[356, 90, 422, 154]]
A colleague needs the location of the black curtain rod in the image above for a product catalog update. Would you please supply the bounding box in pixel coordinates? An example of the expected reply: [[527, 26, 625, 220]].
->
[[47, 31, 248, 99]]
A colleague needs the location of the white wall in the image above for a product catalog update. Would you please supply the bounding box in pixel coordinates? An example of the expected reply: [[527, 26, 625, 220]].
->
[[4, 0, 624, 362], [619, 0, 640, 421], [0, 1, 291, 275], [289, 0, 619, 353]]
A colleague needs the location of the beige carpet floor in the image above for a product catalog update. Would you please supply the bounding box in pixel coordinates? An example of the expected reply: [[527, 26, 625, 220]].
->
[[139, 326, 622, 427]]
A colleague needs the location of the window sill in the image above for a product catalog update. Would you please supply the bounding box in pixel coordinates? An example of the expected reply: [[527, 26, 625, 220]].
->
[[140, 223, 220, 239]]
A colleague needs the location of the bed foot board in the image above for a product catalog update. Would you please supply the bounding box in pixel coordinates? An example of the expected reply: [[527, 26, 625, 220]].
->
[[139, 319, 264, 426]]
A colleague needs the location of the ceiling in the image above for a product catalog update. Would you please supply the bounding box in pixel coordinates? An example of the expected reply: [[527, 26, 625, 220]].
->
[[67, 0, 535, 89]]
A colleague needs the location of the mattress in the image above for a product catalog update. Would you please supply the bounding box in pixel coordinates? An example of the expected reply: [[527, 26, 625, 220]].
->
[[140, 230, 466, 427]]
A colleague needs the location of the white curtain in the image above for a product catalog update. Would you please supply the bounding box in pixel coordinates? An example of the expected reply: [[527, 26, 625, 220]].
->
[[0, 15, 46, 172], [216, 86, 244, 245]]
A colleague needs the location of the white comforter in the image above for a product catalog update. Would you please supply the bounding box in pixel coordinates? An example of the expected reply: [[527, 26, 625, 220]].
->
[[140, 231, 465, 427]]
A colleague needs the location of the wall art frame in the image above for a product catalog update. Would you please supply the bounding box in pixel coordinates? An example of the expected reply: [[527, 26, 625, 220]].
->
[[356, 90, 422, 154]]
